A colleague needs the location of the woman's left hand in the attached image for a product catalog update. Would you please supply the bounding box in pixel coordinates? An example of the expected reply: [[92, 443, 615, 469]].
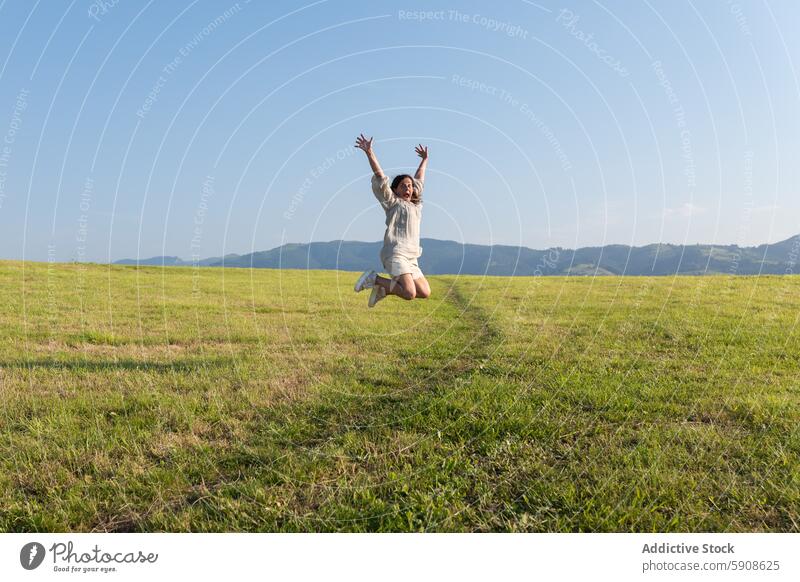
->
[[415, 144, 428, 160]]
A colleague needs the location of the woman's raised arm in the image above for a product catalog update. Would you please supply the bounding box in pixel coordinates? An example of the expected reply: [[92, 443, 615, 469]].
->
[[414, 144, 428, 181], [355, 134, 385, 178]]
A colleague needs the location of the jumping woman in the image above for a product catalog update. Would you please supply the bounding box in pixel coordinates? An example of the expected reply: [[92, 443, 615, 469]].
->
[[353, 133, 431, 307]]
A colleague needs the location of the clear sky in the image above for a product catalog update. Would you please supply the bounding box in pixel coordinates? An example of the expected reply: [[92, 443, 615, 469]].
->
[[0, 0, 797, 262]]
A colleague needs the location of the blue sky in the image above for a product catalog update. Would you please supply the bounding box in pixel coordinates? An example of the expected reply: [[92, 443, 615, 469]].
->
[[0, 0, 797, 262]]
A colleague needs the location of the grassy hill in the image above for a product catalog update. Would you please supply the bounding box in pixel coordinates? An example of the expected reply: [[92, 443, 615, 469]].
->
[[1, 260, 798, 531]]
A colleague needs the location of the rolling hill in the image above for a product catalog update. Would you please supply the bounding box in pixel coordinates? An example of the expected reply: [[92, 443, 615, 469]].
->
[[115, 235, 800, 276]]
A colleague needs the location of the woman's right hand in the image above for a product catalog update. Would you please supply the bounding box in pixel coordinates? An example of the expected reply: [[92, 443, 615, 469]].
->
[[354, 133, 374, 154]]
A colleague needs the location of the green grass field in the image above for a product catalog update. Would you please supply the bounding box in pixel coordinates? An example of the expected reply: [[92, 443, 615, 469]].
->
[[1, 260, 798, 532]]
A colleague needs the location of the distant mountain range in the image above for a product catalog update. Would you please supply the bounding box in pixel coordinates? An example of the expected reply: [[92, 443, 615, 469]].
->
[[114, 235, 800, 276]]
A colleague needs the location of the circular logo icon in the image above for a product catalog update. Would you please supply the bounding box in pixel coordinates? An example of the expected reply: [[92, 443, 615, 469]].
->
[[20, 542, 46, 570]]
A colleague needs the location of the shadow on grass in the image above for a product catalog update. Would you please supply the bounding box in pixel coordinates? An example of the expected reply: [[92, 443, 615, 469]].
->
[[3, 357, 235, 373], [252, 277, 502, 446]]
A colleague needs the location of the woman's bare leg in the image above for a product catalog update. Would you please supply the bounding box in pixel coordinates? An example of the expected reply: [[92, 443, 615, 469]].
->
[[375, 274, 416, 300], [414, 276, 431, 299]]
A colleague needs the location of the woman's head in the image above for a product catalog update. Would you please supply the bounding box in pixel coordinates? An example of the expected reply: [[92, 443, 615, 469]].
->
[[391, 174, 420, 204]]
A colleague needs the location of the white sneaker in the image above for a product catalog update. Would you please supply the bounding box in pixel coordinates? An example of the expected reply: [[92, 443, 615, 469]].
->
[[354, 269, 376, 292], [368, 285, 386, 308]]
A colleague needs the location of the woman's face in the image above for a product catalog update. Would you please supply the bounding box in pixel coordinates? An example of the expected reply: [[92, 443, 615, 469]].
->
[[393, 177, 414, 201]]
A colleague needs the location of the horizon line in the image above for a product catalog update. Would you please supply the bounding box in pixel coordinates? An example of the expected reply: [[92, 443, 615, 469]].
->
[[4, 233, 796, 265], [115, 233, 798, 262]]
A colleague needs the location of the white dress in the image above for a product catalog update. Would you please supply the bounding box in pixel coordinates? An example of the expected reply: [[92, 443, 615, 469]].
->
[[371, 174, 425, 279]]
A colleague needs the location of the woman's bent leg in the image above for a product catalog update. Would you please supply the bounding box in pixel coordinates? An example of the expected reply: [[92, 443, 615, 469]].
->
[[375, 274, 416, 300], [414, 276, 431, 299]]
